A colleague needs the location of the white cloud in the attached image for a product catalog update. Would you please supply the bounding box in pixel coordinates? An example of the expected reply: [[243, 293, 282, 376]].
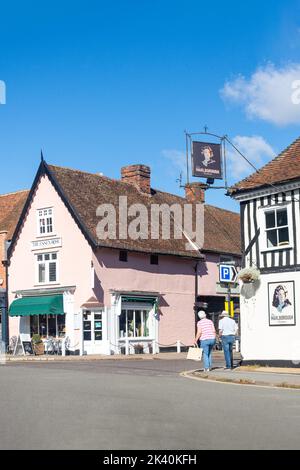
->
[[161, 149, 186, 175], [227, 135, 276, 180], [221, 63, 300, 126]]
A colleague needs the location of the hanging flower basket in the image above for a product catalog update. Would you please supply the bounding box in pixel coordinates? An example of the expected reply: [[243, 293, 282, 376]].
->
[[237, 267, 260, 284]]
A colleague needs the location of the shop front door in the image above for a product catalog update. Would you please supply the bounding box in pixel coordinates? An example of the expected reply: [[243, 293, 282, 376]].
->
[[83, 310, 104, 354]]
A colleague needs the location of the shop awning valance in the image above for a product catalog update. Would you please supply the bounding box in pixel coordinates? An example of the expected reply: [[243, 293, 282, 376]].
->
[[9, 295, 64, 317], [121, 295, 158, 304]]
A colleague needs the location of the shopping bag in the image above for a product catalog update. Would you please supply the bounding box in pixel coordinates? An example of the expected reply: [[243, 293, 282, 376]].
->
[[187, 346, 203, 361]]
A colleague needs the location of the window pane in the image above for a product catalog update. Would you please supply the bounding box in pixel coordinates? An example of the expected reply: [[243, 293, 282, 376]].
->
[[37, 254, 43, 262], [143, 310, 150, 337], [277, 209, 288, 227], [84, 331, 91, 341], [46, 217, 53, 233], [49, 262, 57, 282], [94, 313, 102, 320], [40, 314, 47, 338], [266, 211, 276, 229], [267, 229, 278, 247], [30, 316, 39, 336], [51, 253, 57, 260], [45, 254, 50, 261], [278, 227, 289, 245], [83, 321, 91, 331], [57, 315, 65, 338], [119, 310, 126, 337], [38, 263, 46, 283], [135, 310, 142, 337], [94, 331, 102, 341], [94, 321, 102, 330], [48, 315, 56, 337], [39, 219, 45, 234], [127, 310, 134, 337]]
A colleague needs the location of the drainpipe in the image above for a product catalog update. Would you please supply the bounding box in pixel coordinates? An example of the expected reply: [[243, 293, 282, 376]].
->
[[194, 261, 199, 335], [2, 259, 9, 349]]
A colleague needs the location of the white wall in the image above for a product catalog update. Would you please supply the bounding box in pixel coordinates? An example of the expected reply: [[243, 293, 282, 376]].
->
[[240, 271, 300, 362]]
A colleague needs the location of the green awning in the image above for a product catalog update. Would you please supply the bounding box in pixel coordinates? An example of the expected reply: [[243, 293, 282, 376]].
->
[[121, 295, 157, 304], [9, 295, 64, 317]]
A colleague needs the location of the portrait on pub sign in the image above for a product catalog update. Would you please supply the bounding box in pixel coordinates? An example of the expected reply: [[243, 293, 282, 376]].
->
[[191, 141, 223, 179], [268, 281, 295, 326]]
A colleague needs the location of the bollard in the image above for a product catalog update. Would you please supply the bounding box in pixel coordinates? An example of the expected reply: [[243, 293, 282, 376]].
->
[[176, 340, 181, 354], [235, 339, 240, 353], [125, 338, 129, 355]]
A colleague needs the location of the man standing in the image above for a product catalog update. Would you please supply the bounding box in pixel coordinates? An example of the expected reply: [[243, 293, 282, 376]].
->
[[218, 311, 238, 370]]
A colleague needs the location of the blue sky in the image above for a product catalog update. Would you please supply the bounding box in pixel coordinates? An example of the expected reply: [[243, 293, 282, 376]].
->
[[1, 0, 300, 212]]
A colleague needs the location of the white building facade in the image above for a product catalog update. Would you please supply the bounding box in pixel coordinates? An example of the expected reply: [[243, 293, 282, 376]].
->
[[230, 137, 300, 366]]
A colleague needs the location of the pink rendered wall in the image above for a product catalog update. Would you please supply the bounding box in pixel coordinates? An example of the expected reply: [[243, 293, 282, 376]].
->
[[8, 174, 94, 336], [93, 248, 197, 346]]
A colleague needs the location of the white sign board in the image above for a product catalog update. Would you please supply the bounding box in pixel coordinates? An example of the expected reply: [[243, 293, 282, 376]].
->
[[31, 237, 62, 251]]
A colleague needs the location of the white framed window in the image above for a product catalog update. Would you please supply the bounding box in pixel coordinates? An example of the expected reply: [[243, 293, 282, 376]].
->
[[37, 208, 54, 236], [265, 207, 290, 248], [119, 308, 151, 338], [36, 252, 58, 284]]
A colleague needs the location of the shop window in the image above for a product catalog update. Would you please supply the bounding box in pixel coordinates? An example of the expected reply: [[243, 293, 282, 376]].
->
[[37, 252, 58, 284], [265, 208, 290, 248], [119, 309, 150, 338], [30, 314, 65, 338], [37, 208, 54, 236]]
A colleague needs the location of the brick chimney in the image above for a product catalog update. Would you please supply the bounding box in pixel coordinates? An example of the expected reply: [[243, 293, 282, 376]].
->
[[121, 164, 151, 194], [185, 183, 207, 203]]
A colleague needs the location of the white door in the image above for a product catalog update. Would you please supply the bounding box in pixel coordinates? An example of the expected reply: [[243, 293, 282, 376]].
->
[[83, 310, 104, 354]]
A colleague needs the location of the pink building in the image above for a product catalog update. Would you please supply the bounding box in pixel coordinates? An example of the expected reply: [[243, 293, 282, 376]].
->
[[6, 159, 240, 355]]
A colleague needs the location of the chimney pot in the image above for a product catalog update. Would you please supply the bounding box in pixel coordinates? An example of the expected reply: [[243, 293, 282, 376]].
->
[[121, 164, 151, 194], [185, 183, 207, 203]]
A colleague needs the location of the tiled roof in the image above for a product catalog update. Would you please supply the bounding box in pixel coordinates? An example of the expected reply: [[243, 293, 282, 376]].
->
[[47, 164, 241, 258], [0, 190, 29, 239], [229, 136, 300, 194]]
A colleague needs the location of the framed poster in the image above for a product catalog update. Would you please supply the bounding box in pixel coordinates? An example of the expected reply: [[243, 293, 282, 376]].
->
[[192, 141, 223, 179], [268, 281, 296, 326]]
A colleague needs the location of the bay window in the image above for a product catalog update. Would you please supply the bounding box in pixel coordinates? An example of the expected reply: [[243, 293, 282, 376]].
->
[[119, 309, 150, 338]]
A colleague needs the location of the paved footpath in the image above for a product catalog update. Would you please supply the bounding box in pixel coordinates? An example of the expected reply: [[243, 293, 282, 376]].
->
[[187, 365, 300, 389]]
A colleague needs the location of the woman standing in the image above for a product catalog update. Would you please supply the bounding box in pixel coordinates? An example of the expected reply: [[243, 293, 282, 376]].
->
[[194, 311, 216, 372]]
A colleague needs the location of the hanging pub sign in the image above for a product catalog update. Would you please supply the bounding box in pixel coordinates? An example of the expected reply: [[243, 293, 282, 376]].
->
[[192, 141, 223, 179]]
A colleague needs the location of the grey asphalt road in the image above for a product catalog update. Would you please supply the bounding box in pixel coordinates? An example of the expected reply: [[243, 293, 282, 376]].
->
[[0, 359, 300, 450]]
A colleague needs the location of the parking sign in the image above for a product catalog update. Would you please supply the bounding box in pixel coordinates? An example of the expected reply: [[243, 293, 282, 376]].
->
[[219, 264, 237, 284]]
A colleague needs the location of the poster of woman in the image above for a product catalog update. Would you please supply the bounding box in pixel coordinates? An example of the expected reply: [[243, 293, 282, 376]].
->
[[268, 281, 295, 326]]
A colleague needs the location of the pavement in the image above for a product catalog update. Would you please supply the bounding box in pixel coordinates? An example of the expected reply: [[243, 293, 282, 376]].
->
[[4, 351, 300, 389], [1, 357, 300, 449]]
